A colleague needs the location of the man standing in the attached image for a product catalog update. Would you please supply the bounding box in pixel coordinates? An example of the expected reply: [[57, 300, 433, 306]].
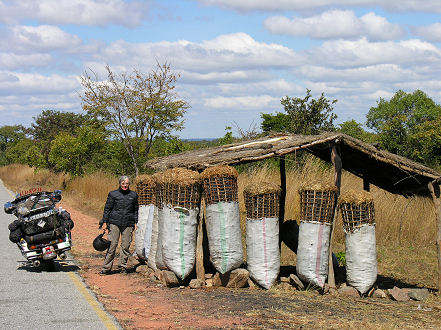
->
[[99, 176, 138, 275]]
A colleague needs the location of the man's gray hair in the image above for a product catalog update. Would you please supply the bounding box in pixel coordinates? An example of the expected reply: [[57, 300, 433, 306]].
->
[[119, 175, 130, 185]]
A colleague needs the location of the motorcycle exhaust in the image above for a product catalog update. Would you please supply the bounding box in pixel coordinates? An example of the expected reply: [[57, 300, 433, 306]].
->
[[58, 252, 67, 260], [32, 259, 41, 267]]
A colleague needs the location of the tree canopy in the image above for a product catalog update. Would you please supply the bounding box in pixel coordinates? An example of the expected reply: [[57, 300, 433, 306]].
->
[[366, 89, 441, 166], [261, 89, 337, 135], [80, 62, 189, 175]]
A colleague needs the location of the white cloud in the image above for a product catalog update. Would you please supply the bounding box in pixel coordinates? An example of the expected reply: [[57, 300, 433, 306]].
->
[[298, 64, 420, 83], [264, 10, 404, 41], [0, 53, 53, 70], [309, 38, 441, 68], [86, 33, 304, 73], [203, 95, 278, 109], [196, 0, 441, 13], [5, 25, 82, 53], [0, 0, 149, 27], [0, 72, 79, 95], [413, 23, 441, 42]]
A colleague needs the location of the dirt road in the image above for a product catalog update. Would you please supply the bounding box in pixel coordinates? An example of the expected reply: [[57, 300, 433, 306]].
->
[[66, 201, 441, 329]]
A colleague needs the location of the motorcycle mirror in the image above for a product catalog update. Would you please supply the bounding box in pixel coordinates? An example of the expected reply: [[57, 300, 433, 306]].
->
[[4, 201, 15, 214]]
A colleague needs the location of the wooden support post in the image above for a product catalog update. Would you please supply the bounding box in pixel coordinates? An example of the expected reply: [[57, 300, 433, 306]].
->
[[328, 142, 342, 289], [279, 155, 286, 248], [428, 181, 441, 293], [363, 176, 370, 192], [196, 199, 205, 285]]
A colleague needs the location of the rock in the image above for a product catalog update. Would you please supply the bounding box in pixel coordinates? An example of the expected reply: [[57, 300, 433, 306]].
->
[[155, 269, 163, 281], [212, 273, 223, 287], [205, 278, 213, 287], [212, 269, 249, 288], [189, 279, 204, 289], [280, 277, 290, 283], [372, 289, 387, 299], [135, 265, 151, 274], [248, 278, 257, 289], [389, 287, 410, 302], [226, 269, 249, 288], [277, 282, 293, 290], [289, 274, 305, 290], [408, 288, 430, 301], [338, 285, 360, 298], [161, 270, 181, 288], [205, 273, 213, 279], [323, 283, 330, 294]]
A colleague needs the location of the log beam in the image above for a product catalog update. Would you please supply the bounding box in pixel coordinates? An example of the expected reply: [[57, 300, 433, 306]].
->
[[428, 181, 441, 293]]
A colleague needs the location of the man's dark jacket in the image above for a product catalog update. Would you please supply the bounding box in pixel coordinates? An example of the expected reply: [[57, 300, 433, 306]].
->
[[102, 188, 138, 227]]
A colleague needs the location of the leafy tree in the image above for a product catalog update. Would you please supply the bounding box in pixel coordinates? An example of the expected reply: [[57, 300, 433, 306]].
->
[[337, 120, 376, 143], [48, 125, 107, 176], [80, 62, 189, 175], [4, 138, 34, 165], [31, 110, 89, 165], [216, 126, 234, 146], [0, 125, 27, 152], [260, 112, 290, 133], [366, 90, 441, 161], [407, 117, 441, 168], [0, 125, 28, 165], [261, 89, 337, 135]]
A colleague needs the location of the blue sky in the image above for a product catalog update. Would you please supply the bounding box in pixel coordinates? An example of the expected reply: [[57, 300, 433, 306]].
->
[[1, 0, 441, 139]]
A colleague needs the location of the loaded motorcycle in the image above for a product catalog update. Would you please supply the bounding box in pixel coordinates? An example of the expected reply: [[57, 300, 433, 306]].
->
[[4, 189, 74, 269]]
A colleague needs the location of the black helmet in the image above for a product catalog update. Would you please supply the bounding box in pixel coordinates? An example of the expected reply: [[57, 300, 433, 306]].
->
[[93, 233, 111, 251]]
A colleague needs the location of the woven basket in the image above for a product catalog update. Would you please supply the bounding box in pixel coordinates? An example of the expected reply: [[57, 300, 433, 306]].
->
[[340, 201, 375, 232], [244, 182, 280, 219], [299, 189, 337, 224], [135, 175, 156, 206]]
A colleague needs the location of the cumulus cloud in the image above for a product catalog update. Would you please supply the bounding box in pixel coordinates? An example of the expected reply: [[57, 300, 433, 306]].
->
[[196, 0, 441, 13], [0, 53, 53, 70], [203, 95, 278, 109], [0, 72, 79, 95], [413, 23, 441, 42], [5, 25, 82, 53], [264, 10, 404, 41], [309, 37, 441, 68], [0, 0, 149, 27], [86, 33, 304, 74]]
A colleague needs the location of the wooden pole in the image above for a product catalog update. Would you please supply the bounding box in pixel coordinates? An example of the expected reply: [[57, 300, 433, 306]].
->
[[196, 195, 205, 285], [363, 176, 370, 192], [428, 181, 441, 293], [328, 142, 342, 289], [279, 155, 286, 248]]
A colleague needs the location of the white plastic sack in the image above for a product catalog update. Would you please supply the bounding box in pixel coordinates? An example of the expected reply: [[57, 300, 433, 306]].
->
[[345, 224, 377, 294], [296, 221, 331, 288], [155, 207, 167, 270], [246, 217, 280, 289], [161, 206, 199, 280], [135, 204, 154, 260], [147, 206, 159, 270], [206, 202, 243, 274]]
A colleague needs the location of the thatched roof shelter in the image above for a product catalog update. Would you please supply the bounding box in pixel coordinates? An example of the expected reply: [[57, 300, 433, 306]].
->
[[146, 132, 440, 197], [146, 132, 441, 291]]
